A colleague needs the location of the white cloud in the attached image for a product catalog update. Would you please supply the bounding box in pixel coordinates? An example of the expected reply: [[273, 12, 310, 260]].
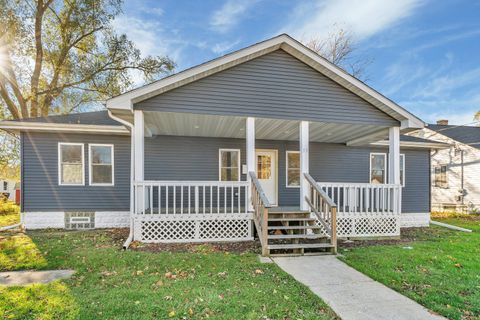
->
[[414, 67, 480, 99], [281, 0, 424, 42], [210, 0, 257, 33], [211, 40, 241, 54], [112, 14, 185, 85]]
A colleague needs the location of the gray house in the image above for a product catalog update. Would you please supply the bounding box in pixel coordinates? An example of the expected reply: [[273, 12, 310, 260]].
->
[[0, 35, 446, 255]]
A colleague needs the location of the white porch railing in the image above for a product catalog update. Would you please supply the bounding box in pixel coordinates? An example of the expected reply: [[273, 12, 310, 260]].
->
[[316, 182, 402, 237], [132, 181, 252, 243]]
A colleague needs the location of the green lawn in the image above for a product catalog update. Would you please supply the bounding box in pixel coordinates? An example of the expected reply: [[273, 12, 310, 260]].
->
[[0, 230, 338, 320], [340, 216, 480, 320]]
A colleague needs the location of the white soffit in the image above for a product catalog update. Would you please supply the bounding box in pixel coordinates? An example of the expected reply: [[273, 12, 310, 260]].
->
[[107, 34, 424, 130], [143, 112, 391, 143]]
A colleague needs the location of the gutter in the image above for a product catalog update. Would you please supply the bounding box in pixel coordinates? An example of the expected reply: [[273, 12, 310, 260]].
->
[[0, 121, 129, 135], [107, 110, 135, 249]]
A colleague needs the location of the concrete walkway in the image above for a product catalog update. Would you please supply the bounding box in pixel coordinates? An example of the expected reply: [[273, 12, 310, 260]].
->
[[273, 256, 445, 320], [0, 270, 75, 286]]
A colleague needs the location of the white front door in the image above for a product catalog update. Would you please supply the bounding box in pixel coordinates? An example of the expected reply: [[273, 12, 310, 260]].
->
[[255, 150, 278, 206]]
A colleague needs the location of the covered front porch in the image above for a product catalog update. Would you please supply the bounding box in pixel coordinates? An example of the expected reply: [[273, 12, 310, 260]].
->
[[128, 110, 403, 254]]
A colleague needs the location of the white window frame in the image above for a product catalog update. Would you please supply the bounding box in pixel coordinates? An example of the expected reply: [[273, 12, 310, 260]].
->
[[58, 142, 85, 186], [89, 144, 115, 186], [370, 153, 406, 185], [369, 152, 387, 184], [434, 164, 448, 188], [218, 149, 241, 181], [286, 151, 300, 188]]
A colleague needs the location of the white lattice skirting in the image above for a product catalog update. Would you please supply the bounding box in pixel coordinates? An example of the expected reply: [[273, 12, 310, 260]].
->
[[313, 213, 400, 238], [133, 214, 253, 243]]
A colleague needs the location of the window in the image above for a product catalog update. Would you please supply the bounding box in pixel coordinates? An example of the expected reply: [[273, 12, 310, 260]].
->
[[3, 181, 7, 191], [434, 165, 448, 188], [370, 153, 386, 184], [58, 143, 84, 185], [286, 151, 300, 187], [219, 149, 240, 181], [89, 144, 114, 186]]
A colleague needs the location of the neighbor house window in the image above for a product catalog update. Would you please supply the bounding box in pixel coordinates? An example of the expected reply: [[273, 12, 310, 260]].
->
[[370, 153, 386, 184], [58, 143, 84, 185], [434, 165, 448, 188], [89, 144, 114, 186], [219, 149, 240, 181], [286, 151, 300, 187], [3, 181, 7, 191]]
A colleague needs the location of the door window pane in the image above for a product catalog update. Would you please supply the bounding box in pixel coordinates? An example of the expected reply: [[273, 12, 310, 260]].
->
[[59, 143, 84, 185], [257, 155, 271, 179]]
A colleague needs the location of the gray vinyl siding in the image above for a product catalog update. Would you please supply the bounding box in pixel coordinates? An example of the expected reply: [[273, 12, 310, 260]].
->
[[136, 50, 398, 126], [22, 132, 130, 211], [22, 133, 429, 213], [145, 135, 429, 212]]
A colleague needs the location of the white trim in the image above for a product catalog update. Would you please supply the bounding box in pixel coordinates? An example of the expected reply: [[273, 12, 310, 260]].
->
[[369, 152, 387, 184], [106, 34, 424, 130], [58, 142, 85, 186], [299, 121, 309, 210], [285, 150, 300, 188], [400, 154, 405, 187], [134, 110, 144, 182], [0, 121, 129, 135], [388, 127, 401, 185], [246, 117, 255, 211], [218, 149, 241, 181], [88, 144, 115, 186], [371, 140, 449, 149]]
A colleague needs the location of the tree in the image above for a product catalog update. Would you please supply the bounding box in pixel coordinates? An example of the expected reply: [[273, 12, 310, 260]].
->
[[304, 26, 371, 80], [0, 0, 175, 120]]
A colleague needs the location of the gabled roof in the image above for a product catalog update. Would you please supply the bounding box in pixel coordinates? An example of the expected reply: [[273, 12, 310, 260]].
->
[[106, 34, 424, 130], [427, 124, 480, 149]]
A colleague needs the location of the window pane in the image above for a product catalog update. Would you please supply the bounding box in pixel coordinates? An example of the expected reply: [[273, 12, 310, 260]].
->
[[221, 151, 239, 168], [257, 155, 271, 179], [288, 169, 300, 186], [92, 165, 112, 184], [288, 152, 300, 169], [221, 168, 238, 181], [61, 145, 82, 163], [371, 170, 384, 184], [62, 164, 82, 184], [371, 154, 385, 170], [92, 146, 112, 164]]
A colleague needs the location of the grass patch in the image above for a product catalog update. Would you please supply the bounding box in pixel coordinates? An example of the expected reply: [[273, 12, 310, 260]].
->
[[340, 217, 480, 320], [1, 230, 338, 320], [0, 232, 48, 271], [0, 201, 20, 227]]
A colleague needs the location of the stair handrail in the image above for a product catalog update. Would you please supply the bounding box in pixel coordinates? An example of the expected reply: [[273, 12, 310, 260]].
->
[[304, 173, 337, 253], [249, 171, 271, 255]]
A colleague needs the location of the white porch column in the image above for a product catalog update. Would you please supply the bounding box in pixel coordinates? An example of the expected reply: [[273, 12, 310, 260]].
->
[[246, 117, 255, 211], [300, 121, 309, 211], [134, 110, 144, 181], [388, 126, 400, 184], [134, 110, 145, 213]]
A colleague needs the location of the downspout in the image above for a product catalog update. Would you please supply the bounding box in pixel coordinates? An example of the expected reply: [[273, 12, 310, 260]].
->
[[107, 110, 135, 249]]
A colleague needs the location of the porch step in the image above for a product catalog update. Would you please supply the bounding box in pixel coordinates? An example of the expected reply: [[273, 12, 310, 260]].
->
[[269, 210, 310, 215], [267, 225, 322, 231], [267, 243, 334, 250], [268, 217, 316, 222], [268, 234, 326, 240]]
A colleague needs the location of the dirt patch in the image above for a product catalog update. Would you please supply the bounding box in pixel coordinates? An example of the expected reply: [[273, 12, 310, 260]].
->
[[338, 227, 438, 249], [131, 240, 261, 254]]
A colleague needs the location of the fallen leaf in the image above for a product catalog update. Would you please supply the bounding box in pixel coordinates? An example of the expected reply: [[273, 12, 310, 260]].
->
[[168, 310, 175, 317]]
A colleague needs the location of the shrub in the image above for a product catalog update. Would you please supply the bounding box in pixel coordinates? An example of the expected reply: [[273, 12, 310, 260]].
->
[[0, 200, 19, 216]]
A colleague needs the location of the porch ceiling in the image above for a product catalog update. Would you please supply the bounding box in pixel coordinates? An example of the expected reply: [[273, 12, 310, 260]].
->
[[144, 111, 389, 144]]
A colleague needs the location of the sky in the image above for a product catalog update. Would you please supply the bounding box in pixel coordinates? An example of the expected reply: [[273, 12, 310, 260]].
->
[[113, 0, 480, 125]]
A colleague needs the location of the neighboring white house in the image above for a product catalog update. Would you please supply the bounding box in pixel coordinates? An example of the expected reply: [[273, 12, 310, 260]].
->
[[0, 179, 17, 201], [411, 120, 480, 213]]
